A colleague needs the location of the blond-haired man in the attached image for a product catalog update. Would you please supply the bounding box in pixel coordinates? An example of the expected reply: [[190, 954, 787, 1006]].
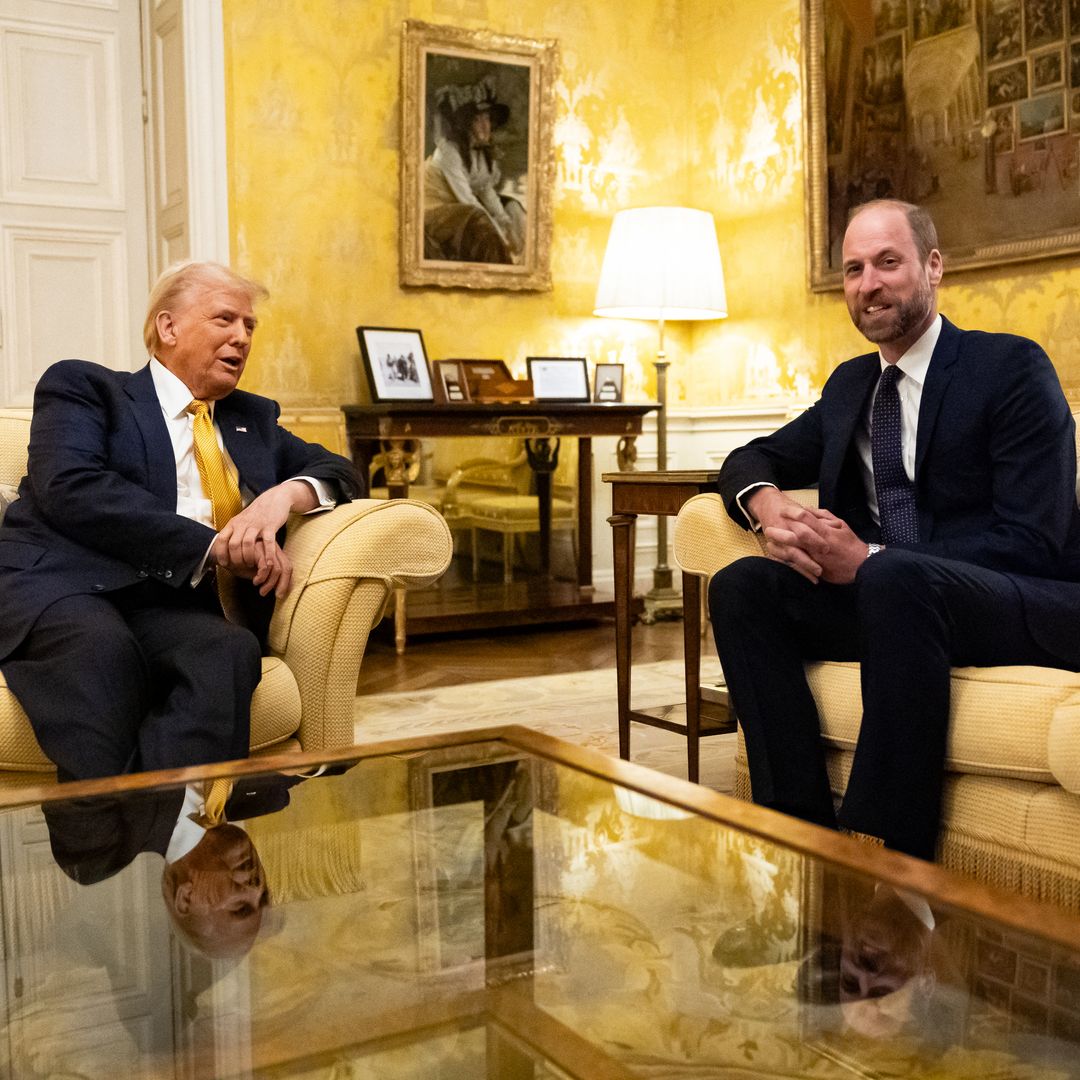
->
[[0, 262, 360, 779]]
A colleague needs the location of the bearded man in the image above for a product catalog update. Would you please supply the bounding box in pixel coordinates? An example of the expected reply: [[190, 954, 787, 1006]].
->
[[709, 199, 1080, 860]]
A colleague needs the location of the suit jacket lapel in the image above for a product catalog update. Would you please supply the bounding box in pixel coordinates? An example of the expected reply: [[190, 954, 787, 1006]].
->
[[836, 353, 880, 452], [124, 365, 178, 506], [216, 395, 275, 496], [914, 316, 961, 481]]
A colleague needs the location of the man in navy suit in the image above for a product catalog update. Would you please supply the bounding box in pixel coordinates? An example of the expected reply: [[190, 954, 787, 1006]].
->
[[0, 262, 361, 780], [710, 200, 1080, 860]]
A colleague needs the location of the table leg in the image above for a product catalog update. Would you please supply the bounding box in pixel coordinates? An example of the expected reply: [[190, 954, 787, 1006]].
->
[[382, 438, 414, 501], [682, 570, 702, 783], [609, 512, 636, 761], [525, 438, 559, 579], [394, 585, 406, 655], [577, 437, 594, 593]]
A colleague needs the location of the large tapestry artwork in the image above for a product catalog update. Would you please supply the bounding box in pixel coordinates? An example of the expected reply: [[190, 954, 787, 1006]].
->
[[804, 0, 1080, 289]]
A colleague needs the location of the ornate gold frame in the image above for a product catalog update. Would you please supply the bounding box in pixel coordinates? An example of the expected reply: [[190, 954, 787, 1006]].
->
[[400, 20, 557, 292], [803, 0, 1080, 292]]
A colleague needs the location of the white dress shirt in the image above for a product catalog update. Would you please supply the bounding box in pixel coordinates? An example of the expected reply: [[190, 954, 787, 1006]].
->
[[735, 315, 942, 530]]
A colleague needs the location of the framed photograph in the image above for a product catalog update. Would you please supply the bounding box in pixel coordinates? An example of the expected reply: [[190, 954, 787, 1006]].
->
[[985, 0, 1023, 64], [593, 362, 624, 402], [408, 745, 539, 976], [1032, 47, 1065, 89], [433, 359, 470, 403], [356, 326, 434, 402], [1025, 0, 1064, 48], [527, 357, 589, 402], [1019, 90, 1067, 138], [912, 0, 973, 40], [803, 0, 1080, 290], [399, 20, 558, 292], [987, 59, 1030, 105]]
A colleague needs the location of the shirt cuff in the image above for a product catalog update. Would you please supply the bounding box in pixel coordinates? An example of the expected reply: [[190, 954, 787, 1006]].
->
[[734, 482, 778, 531], [191, 538, 215, 587], [292, 476, 336, 512]]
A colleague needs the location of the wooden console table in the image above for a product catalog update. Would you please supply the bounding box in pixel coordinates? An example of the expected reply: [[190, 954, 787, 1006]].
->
[[603, 469, 733, 783], [343, 402, 657, 649]]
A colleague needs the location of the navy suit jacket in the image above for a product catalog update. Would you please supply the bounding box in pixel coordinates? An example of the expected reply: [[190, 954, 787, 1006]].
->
[[716, 317, 1080, 667], [0, 359, 361, 659]]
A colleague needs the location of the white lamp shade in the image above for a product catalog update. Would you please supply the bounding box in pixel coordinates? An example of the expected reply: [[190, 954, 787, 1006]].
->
[[593, 206, 727, 321]]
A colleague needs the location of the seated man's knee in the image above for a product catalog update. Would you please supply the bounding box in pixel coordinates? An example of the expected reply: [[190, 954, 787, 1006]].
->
[[709, 556, 784, 620], [854, 547, 932, 611]]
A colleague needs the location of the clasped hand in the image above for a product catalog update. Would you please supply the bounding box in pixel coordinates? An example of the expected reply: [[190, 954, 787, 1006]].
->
[[747, 488, 868, 585], [209, 480, 317, 598]]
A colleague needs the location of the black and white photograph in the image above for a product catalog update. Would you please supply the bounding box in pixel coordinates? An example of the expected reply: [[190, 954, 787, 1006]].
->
[[356, 326, 434, 402], [593, 362, 624, 402], [433, 359, 471, 403]]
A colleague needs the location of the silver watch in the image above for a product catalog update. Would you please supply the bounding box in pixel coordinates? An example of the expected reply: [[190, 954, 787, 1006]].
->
[[866, 543, 883, 557]]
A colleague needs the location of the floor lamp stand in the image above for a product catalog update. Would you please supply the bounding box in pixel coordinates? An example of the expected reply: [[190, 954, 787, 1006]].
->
[[642, 318, 683, 623]]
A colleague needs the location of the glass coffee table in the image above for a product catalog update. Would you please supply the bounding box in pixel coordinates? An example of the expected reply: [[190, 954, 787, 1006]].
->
[[2, 725, 1079, 1078]]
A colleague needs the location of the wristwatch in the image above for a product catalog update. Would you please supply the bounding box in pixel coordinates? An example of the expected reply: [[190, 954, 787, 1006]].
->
[[866, 543, 883, 558]]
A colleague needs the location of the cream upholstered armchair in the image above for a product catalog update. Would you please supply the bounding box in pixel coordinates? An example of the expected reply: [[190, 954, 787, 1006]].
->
[[673, 411, 1080, 910], [0, 410, 453, 774]]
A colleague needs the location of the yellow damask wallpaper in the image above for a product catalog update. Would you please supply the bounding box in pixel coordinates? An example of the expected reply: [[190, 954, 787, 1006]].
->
[[222, 0, 1080, 413], [222, 0, 695, 410]]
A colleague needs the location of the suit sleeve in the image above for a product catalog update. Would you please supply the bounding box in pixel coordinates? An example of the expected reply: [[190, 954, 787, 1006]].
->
[[265, 405, 364, 501], [26, 361, 215, 580], [716, 387, 830, 527]]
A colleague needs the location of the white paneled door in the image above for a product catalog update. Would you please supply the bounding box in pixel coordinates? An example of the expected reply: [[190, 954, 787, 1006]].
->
[[0, 0, 150, 406]]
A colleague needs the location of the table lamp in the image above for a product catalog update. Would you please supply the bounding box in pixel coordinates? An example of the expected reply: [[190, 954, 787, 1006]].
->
[[594, 206, 727, 617]]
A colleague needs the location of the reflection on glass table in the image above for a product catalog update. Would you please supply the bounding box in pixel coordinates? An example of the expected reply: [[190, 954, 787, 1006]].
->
[[1, 726, 1079, 1078]]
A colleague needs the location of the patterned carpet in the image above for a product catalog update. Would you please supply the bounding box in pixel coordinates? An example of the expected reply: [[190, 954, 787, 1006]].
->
[[353, 658, 737, 794]]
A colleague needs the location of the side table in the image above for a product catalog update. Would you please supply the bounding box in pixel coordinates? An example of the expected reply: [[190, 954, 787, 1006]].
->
[[603, 470, 734, 782]]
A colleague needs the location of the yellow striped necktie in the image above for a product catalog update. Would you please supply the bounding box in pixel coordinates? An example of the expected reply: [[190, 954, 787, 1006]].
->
[[186, 399, 243, 529], [196, 778, 234, 828], [186, 399, 243, 620]]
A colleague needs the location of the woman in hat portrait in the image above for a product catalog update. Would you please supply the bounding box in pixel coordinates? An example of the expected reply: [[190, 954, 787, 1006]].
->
[[423, 75, 526, 265]]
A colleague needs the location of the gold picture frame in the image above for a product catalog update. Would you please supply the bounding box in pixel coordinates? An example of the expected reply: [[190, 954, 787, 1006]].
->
[[803, 0, 1080, 291], [400, 20, 558, 292]]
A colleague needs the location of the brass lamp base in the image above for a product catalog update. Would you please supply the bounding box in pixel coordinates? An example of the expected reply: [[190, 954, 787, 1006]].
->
[[640, 565, 683, 624]]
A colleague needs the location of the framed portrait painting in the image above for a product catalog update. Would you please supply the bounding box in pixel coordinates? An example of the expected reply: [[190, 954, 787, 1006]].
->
[[400, 20, 558, 292], [803, 0, 1080, 290]]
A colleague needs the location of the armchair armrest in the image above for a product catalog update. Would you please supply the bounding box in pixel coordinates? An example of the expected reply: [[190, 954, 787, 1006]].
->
[[672, 489, 819, 579], [269, 498, 452, 750]]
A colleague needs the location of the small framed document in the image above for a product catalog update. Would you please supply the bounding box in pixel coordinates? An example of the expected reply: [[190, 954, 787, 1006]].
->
[[526, 357, 589, 401]]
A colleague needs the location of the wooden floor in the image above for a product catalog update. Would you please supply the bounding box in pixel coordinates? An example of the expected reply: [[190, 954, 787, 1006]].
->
[[357, 617, 691, 696]]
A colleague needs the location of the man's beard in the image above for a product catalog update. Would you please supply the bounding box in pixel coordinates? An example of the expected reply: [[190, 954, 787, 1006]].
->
[[851, 277, 932, 344]]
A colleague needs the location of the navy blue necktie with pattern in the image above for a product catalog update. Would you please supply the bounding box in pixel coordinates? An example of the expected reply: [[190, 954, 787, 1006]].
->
[[871, 364, 919, 543]]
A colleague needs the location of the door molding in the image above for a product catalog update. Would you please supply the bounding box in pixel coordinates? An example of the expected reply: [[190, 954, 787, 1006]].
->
[[181, 0, 228, 263]]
